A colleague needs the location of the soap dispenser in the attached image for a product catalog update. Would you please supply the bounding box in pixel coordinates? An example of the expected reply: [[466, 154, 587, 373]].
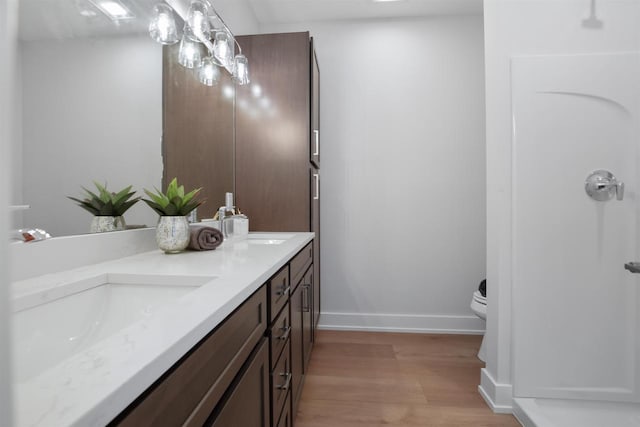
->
[[217, 192, 249, 240], [218, 192, 236, 239]]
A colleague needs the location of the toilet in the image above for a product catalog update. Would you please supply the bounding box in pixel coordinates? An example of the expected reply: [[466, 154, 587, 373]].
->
[[470, 289, 487, 362]]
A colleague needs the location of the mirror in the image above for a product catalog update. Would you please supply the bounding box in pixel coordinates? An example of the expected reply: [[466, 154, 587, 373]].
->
[[12, 0, 235, 237]]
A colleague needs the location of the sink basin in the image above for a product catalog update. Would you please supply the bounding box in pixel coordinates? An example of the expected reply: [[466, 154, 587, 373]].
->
[[248, 239, 286, 245], [12, 273, 214, 382], [247, 233, 295, 245]]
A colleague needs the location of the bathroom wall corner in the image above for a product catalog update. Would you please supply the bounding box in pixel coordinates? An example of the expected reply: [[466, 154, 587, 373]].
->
[[479, 367, 514, 413]]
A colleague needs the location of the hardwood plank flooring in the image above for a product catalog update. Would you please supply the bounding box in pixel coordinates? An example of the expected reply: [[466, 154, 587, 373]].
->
[[296, 331, 521, 427]]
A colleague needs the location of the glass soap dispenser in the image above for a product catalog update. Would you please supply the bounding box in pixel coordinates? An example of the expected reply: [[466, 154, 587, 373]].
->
[[218, 192, 249, 240]]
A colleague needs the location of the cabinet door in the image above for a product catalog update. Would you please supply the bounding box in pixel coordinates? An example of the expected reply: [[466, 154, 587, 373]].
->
[[208, 338, 270, 427], [235, 32, 311, 232], [301, 267, 313, 369], [311, 169, 320, 337], [290, 282, 304, 412], [310, 39, 320, 168]]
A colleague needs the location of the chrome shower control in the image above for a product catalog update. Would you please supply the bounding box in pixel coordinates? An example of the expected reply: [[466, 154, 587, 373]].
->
[[585, 170, 624, 201], [624, 262, 640, 273]]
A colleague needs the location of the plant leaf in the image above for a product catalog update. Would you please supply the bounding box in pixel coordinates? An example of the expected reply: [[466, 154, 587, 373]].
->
[[142, 199, 166, 216], [182, 187, 201, 206]]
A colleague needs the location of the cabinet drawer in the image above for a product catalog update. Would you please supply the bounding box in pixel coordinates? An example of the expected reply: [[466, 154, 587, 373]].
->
[[276, 390, 292, 427], [290, 242, 312, 288], [270, 301, 291, 368], [269, 265, 290, 323], [112, 286, 267, 427], [271, 339, 292, 427]]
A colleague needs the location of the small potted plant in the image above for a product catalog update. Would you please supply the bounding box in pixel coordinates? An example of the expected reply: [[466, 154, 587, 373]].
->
[[143, 178, 203, 253], [68, 182, 140, 233]]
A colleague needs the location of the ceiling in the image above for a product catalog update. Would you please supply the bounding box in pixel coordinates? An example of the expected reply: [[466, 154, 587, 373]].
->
[[18, 0, 483, 41], [248, 0, 483, 24]]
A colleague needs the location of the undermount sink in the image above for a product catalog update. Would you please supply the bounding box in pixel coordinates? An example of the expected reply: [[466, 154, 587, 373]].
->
[[247, 233, 295, 245], [12, 273, 214, 382]]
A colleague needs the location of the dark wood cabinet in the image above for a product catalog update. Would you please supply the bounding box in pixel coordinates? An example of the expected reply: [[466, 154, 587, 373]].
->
[[310, 38, 320, 169], [111, 240, 315, 427], [235, 32, 311, 232], [208, 338, 270, 427], [111, 287, 267, 427], [290, 261, 314, 417], [290, 280, 304, 410], [234, 33, 321, 347], [311, 168, 320, 337], [301, 267, 314, 369], [276, 392, 292, 427]]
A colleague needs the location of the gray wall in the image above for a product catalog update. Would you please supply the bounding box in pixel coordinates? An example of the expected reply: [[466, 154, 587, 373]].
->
[[19, 36, 163, 236], [264, 16, 487, 332]]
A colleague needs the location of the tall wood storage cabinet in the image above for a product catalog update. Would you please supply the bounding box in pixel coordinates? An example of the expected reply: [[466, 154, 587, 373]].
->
[[163, 31, 320, 423], [235, 31, 321, 419]]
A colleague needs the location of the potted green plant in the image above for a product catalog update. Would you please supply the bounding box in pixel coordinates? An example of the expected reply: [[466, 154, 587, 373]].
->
[[143, 178, 203, 253], [68, 182, 140, 233]]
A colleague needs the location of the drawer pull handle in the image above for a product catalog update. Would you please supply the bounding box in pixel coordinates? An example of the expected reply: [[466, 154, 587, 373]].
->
[[276, 284, 290, 297], [277, 372, 292, 391], [279, 325, 292, 341]]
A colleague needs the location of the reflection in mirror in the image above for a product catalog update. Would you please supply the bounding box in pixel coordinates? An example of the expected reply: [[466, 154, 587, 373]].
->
[[12, 0, 236, 237]]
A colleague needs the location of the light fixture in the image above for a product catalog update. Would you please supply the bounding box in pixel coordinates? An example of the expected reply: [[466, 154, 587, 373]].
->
[[184, 1, 211, 42], [149, 3, 178, 45], [213, 31, 233, 68], [178, 35, 204, 69], [89, 0, 134, 21], [233, 54, 250, 85], [199, 57, 221, 86], [148, 1, 250, 86]]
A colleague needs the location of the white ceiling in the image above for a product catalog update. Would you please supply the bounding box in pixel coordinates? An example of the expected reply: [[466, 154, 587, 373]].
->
[[18, 0, 483, 40], [248, 0, 483, 24]]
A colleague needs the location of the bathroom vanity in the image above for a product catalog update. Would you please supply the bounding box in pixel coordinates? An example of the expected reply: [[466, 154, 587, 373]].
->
[[11, 231, 315, 427]]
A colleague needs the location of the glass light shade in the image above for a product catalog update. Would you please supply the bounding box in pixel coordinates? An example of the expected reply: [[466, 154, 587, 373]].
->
[[178, 35, 204, 69], [233, 54, 250, 85], [149, 3, 178, 45], [184, 0, 210, 42], [213, 31, 233, 68], [199, 57, 221, 86]]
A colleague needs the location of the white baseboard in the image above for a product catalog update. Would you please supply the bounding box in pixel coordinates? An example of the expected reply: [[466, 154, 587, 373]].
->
[[317, 311, 485, 334], [479, 368, 514, 414]]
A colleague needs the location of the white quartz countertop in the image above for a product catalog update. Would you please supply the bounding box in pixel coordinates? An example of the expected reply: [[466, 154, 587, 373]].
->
[[11, 232, 314, 427]]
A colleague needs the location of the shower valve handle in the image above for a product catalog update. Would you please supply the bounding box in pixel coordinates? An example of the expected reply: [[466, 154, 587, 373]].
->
[[585, 170, 624, 201], [624, 262, 640, 274]]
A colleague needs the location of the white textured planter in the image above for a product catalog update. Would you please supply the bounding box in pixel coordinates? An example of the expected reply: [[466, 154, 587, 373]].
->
[[156, 216, 190, 253], [90, 216, 125, 233]]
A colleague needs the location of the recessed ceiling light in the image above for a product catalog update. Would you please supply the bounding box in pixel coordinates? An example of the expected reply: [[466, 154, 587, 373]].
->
[[89, 0, 135, 21]]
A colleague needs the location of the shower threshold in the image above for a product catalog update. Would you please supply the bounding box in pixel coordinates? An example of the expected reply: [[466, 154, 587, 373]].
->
[[513, 397, 640, 427]]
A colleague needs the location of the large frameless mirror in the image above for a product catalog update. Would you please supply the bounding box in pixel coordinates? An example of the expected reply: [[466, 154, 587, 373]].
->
[[11, 0, 236, 238]]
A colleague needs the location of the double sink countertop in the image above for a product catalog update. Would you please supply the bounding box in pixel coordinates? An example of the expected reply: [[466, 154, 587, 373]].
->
[[10, 232, 314, 427]]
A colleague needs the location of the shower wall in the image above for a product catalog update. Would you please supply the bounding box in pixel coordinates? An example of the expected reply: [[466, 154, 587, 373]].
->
[[512, 52, 640, 401], [483, 0, 640, 411]]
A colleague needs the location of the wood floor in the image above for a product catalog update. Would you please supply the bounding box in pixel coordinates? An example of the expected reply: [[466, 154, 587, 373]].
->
[[295, 331, 521, 427]]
